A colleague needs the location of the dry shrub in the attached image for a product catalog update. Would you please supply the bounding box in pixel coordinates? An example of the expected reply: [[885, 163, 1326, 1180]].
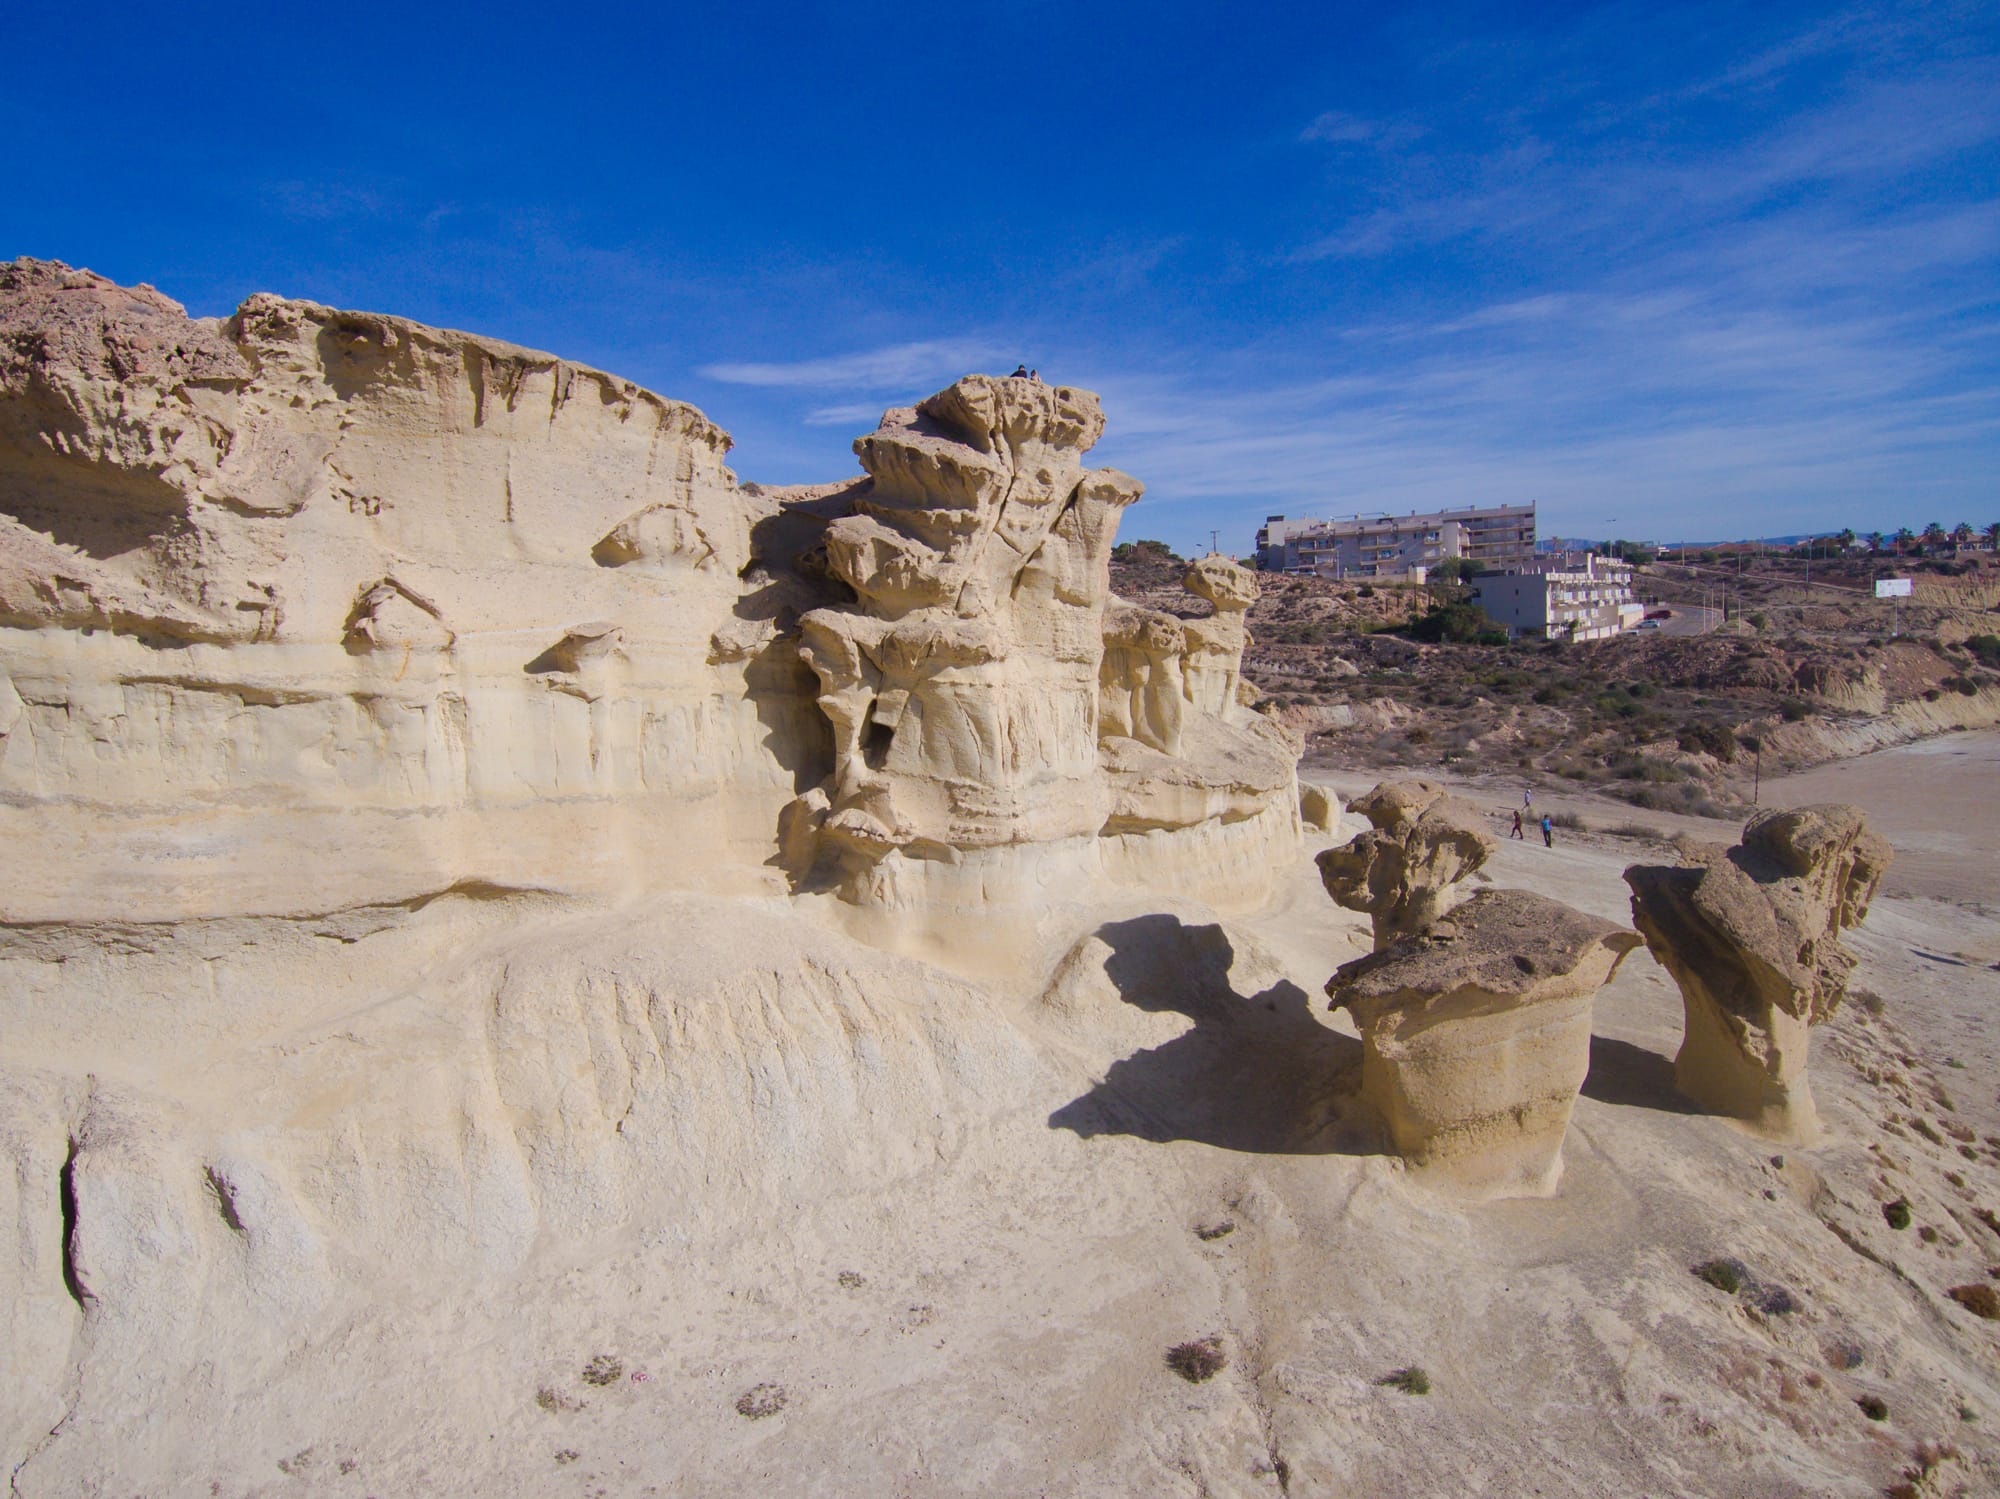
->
[[1166, 1338, 1227, 1383], [1948, 1283, 2000, 1320], [735, 1383, 788, 1418]]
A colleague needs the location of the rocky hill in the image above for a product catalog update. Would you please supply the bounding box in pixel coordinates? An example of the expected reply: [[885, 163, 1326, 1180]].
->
[[1111, 543, 2000, 819]]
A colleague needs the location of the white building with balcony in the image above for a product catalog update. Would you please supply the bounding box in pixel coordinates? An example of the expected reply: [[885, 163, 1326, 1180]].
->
[[1472, 554, 1638, 641], [1255, 504, 1536, 577]]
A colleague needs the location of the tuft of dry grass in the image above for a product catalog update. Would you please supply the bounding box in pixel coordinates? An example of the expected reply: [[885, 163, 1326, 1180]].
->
[[1378, 1367, 1431, 1395], [1166, 1338, 1227, 1383], [1604, 821, 1667, 840], [1948, 1283, 2000, 1320]]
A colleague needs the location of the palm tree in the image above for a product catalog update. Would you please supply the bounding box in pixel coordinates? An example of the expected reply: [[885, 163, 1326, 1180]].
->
[[1986, 521, 2000, 552], [1952, 522, 1974, 549], [1922, 521, 1947, 554], [1894, 527, 1915, 555], [1836, 528, 1856, 553], [1866, 530, 1884, 554]]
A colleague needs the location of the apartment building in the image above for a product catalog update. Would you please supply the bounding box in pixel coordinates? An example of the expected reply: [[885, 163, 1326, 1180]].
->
[[1255, 504, 1537, 578], [1472, 554, 1640, 641]]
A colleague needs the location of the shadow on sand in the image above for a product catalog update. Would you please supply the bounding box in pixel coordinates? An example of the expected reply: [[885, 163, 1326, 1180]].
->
[[1046, 914, 1369, 1155], [1581, 1035, 1699, 1115]]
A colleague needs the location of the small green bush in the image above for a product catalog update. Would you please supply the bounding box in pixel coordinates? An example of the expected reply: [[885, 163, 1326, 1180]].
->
[[1378, 1367, 1431, 1395], [1883, 1199, 1912, 1231], [1676, 722, 1737, 762], [1694, 1258, 1745, 1294], [1406, 602, 1501, 644]]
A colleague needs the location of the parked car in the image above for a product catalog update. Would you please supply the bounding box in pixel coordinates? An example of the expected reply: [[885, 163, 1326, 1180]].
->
[[1637, 619, 1661, 630]]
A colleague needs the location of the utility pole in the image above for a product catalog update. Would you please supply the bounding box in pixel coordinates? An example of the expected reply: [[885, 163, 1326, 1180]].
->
[[1210, 528, 1220, 557]]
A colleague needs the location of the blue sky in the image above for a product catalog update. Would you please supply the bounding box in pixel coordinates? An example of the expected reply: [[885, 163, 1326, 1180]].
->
[[4, 1, 1996, 552]]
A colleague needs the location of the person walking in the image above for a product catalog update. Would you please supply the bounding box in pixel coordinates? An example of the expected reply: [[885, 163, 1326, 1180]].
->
[[1523, 789, 1533, 812], [1510, 809, 1525, 840], [1541, 813, 1554, 848]]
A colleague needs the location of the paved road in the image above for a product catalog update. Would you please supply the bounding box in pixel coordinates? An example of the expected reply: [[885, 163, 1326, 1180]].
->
[[1641, 604, 1720, 637]]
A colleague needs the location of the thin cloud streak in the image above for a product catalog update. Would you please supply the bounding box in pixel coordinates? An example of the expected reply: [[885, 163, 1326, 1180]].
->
[[700, 339, 1003, 389], [803, 402, 887, 427]]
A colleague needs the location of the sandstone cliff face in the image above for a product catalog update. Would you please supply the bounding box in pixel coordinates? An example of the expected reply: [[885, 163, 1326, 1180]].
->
[[1, 258, 822, 922], [1, 262, 1297, 932], [1624, 803, 1891, 1140]]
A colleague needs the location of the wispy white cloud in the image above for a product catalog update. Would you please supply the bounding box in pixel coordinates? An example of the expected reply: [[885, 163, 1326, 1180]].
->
[[1300, 110, 1426, 149], [698, 338, 1003, 389], [1289, 26, 2000, 265], [802, 402, 885, 428], [1077, 249, 2000, 543]]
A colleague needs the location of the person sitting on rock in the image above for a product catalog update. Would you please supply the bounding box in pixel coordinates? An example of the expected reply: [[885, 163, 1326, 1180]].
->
[[1029, 368, 1043, 383], [1011, 364, 1029, 378]]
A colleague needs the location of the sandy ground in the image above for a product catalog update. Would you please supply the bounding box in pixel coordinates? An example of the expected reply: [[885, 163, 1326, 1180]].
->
[[10, 736, 2000, 1497]]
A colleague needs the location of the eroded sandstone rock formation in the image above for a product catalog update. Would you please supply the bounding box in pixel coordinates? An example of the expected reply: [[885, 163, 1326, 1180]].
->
[[0, 257, 814, 921], [1328, 889, 1642, 1197], [0, 262, 1297, 933], [0, 262, 1305, 1470], [780, 376, 1299, 927], [1624, 803, 1891, 1139], [1316, 778, 1496, 948]]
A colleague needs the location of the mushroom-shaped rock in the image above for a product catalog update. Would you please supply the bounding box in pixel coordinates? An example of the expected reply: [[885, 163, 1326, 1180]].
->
[[1328, 889, 1642, 1197], [1316, 779, 1496, 948], [1623, 803, 1891, 1141]]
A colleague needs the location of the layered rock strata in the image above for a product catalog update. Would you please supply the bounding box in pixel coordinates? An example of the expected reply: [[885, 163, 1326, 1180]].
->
[[1624, 804, 1891, 1140], [0, 258, 817, 920], [782, 377, 1299, 927], [1316, 779, 1496, 949], [1328, 889, 1642, 1197], [0, 262, 1298, 932]]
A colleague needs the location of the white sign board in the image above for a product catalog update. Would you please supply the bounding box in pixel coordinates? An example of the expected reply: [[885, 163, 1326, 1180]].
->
[[1875, 578, 1913, 598]]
